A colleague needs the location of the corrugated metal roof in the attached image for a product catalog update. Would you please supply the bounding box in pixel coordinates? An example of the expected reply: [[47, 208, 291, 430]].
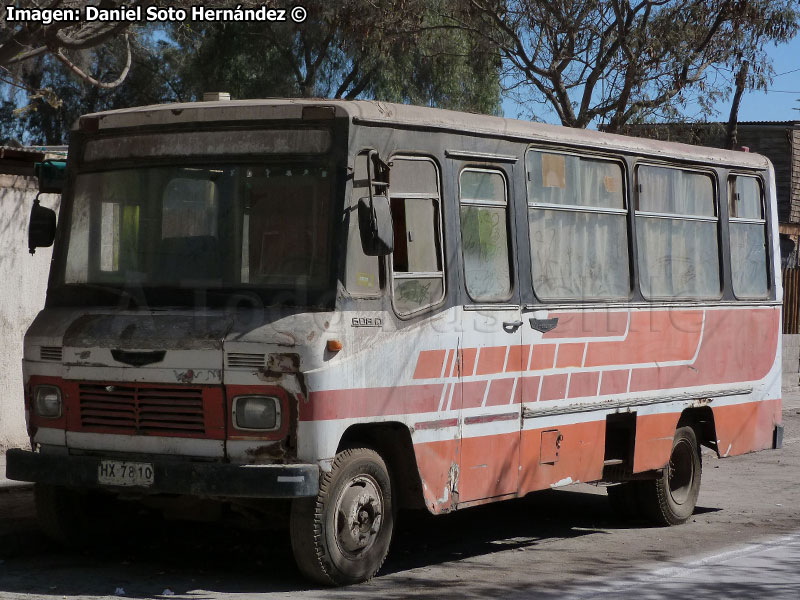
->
[[0, 146, 46, 160], [736, 121, 800, 126]]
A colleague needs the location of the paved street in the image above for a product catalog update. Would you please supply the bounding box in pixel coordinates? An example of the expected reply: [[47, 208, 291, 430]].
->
[[1, 396, 799, 599]]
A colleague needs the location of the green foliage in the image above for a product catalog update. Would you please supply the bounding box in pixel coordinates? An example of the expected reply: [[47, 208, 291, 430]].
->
[[2, 0, 502, 144], [460, 0, 799, 129], [170, 0, 501, 113], [1, 28, 181, 145]]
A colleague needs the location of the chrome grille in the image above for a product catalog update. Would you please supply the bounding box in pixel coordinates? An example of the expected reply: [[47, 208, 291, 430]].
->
[[79, 384, 205, 435]]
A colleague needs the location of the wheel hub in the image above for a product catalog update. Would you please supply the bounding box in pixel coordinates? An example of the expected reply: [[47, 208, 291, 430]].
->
[[668, 438, 695, 505], [335, 475, 383, 557]]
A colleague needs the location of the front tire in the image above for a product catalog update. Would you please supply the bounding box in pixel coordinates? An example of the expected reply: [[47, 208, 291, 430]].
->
[[640, 426, 702, 525], [35, 484, 122, 548], [290, 448, 395, 586]]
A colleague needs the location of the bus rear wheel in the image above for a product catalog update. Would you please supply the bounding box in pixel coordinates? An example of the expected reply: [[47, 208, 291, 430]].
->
[[290, 448, 395, 586], [640, 426, 702, 526]]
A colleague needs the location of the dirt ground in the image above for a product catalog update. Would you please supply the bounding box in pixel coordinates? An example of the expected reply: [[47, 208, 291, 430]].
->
[[1, 404, 799, 599]]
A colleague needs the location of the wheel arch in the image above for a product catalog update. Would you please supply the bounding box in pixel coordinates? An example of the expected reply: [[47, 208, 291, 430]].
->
[[678, 405, 719, 456], [337, 421, 425, 510]]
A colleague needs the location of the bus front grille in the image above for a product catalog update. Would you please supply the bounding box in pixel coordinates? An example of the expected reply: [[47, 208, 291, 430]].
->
[[78, 384, 206, 435]]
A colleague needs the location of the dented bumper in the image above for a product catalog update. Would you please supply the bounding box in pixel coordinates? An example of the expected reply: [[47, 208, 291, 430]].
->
[[5, 448, 319, 498]]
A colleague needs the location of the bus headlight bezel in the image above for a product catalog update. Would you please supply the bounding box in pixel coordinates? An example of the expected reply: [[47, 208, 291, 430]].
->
[[232, 395, 281, 432], [33, 385, 62, 419]]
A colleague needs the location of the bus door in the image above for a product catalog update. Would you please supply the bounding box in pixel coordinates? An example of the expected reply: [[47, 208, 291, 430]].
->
[[454, 162, 523, 504]]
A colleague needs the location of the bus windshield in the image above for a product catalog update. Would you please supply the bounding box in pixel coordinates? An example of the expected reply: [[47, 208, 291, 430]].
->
[[58, 162, 334, 306]]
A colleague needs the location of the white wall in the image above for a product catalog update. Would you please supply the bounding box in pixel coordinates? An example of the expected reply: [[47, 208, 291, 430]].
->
[[0, 174, 59, 450]]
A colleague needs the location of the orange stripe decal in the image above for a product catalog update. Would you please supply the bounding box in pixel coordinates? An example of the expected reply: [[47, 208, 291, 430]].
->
[[540, 374, 568, 402], [476, 346, 508, 376], [556, 343, 584, 368], [413, 350, 447, 380]]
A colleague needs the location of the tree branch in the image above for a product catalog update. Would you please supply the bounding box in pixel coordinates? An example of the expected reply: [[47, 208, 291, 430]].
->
[[53, 34, 132, 89]]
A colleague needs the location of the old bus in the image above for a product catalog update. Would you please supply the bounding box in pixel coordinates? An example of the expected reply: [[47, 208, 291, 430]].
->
[[7, 99, 782, 585]]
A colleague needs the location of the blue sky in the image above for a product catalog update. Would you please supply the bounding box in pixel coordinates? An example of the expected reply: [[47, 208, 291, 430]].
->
[[501, 35, 800, 126]]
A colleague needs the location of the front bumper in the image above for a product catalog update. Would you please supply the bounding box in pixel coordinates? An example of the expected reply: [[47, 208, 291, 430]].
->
[[5, 448, 319, 498]]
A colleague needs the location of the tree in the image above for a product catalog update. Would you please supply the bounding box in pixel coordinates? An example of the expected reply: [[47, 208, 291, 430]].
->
[[0, 1, 142, 95], [171, 0, 501, 114], [724, 0, 798, 148], [3, 0, 502, 145], [1, 28, 182, 145], [448, 0, 799, 130]]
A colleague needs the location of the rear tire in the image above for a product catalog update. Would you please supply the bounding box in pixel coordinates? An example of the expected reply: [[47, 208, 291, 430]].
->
[[290, 448, 394, 586], [639, 426, 702, 525]]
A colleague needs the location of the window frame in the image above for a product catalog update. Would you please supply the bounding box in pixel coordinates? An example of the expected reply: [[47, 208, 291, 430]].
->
[[388, 155, 447, 318], [634, 162, 722, 301], [525, 147, 631, 303], [728, 171, 771, 300], [458, 166, 514, 303]]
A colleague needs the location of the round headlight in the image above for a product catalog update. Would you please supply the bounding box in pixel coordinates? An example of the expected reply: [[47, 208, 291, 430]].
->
[[233, 396, 280, 431], [34, 385, 62, 418]]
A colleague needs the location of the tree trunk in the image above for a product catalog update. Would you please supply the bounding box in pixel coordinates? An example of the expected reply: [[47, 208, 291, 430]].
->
[[726, 61, 749, 150]]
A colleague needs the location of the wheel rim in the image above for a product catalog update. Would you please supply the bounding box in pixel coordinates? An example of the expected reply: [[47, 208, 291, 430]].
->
[[334, 474, 384, 558], [668, 438, 695, 506]]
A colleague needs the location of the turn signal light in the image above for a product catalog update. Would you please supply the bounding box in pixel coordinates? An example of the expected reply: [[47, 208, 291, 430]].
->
[[327, 339, 343, 352]]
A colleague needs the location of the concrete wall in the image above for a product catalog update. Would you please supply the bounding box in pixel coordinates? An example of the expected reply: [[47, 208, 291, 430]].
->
[[783, 334, 800, 396], [0, 174, 59, 450]]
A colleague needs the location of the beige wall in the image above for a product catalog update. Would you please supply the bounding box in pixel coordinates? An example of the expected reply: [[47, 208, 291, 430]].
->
[[0, 174, 60, 450]]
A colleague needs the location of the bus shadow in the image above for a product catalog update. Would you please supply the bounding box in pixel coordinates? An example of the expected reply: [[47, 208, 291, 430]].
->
[[385, 486, 669, 575], [0, 486, 722, 598]]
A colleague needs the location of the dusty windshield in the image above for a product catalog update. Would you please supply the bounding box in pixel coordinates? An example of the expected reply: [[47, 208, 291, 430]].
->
[[60, 162, 334, 306]]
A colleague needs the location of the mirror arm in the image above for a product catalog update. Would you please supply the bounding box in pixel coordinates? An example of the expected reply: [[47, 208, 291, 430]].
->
[[29, 194, 43, 255]]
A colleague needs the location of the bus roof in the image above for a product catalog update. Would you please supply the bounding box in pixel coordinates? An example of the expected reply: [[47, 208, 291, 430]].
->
[[77, 98, 770, 170]]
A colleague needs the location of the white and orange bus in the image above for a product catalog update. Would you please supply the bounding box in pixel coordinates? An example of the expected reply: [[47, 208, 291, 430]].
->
[[7, 99, 782, 585]]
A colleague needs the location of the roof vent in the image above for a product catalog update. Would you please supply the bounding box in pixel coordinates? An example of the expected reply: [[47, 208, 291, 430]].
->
[[203, 92, 231, 102]]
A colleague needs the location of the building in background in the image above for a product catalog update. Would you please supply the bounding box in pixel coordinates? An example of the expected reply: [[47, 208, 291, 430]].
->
[[0, 146, 64, 450]]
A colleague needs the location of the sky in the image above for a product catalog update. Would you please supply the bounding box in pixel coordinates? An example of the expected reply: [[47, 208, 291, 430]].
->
[[501, 35, 800, 127]]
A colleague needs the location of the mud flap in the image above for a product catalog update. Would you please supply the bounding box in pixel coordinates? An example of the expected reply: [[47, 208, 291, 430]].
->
[[774, 424, 784, 449]]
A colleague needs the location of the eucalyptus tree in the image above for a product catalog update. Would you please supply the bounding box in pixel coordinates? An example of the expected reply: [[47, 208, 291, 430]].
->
[[448, 0, 799, 130]]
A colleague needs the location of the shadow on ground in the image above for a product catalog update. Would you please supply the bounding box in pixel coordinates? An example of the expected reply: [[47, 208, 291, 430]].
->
[[0, 486, 719, 598]]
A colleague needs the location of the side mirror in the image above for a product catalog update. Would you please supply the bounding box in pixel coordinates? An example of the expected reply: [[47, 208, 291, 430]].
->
[[358, 196, 394, 256], [34, 160, 67, 193], [28, 198, 56, 255]]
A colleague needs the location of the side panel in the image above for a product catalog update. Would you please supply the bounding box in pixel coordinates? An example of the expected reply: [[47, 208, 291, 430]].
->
[[712, 398, 782, 457], [632, 412, 682, 472], [519, 420, 606, 492]]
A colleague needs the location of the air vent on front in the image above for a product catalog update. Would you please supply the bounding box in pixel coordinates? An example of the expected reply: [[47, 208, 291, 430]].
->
[[78, 384, 205, 435], [227, 352, 265, 369], [40, 346, 63, 362]]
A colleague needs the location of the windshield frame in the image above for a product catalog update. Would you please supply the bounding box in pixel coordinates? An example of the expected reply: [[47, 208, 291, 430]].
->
[[46, 123, 348, 310]]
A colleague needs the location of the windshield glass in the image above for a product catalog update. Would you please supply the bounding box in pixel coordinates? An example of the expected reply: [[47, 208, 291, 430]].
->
[[58, 162, 334, 306]]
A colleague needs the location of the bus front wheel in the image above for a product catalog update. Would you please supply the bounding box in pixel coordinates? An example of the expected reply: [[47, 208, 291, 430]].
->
[[640, 425, 702, 526], [290, 448, 395, 586]]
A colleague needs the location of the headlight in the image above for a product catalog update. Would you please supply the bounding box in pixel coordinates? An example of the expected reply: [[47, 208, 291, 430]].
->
[[233, 396, 280, 431], [34, 385, 62, 418]]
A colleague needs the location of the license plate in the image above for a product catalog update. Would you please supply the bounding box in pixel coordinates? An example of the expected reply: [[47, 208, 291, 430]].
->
[[97, 460, 154, 487]]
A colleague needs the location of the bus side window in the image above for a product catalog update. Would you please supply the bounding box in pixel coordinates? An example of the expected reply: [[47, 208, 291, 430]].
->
[[526, 150, 629, 300], [729, 175, 768, 298], [636, 165, 720, 299], [389, 157, 445, 315], [345, 152, 381, 296], [459, 168, 512, 301]]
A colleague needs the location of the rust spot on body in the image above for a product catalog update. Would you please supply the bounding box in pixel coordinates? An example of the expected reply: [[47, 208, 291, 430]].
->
[[244, 442, 286, 462]]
